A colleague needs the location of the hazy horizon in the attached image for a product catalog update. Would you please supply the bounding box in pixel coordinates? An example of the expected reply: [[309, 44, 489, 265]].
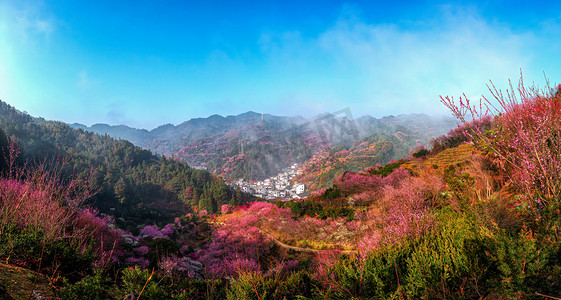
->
[[66, 110, 455, 131], [2, 0, 561, 129]]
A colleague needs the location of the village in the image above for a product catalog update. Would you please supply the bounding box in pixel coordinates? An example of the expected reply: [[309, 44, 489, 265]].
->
[[231, 163, 307, 200]]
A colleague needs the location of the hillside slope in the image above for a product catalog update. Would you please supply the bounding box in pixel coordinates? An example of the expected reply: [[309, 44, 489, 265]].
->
[[0, 100, 250, 228], [72, 112, 456, 180]]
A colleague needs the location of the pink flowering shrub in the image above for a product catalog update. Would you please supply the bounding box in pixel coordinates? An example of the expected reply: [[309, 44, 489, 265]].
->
[[314, 250, 345, 289], [125, 257, 150, 269], [0, 179, 75, 241], [140, 225, 168, 239], [381, 167, 411, 187], [221, 202, 361, 256], [312, 187, 327, 196], [334, 167, 411, 196], [351, 190, 382, 206], [197, 201, 365, 278], [195, 203, 287, 277], [355, 175, 443, 255], [244, 201, 293, 228], [0, 140, 120, 277], [266, 259, 299, 277], [158, 255, 202, 279], [430, 116, 492, 153], [160, 223, 175, 237], [74, 208, 121, 269], [134, 246, 150, 256], [114, 217, 206, 272], [227, 258, 261, 275], [441, 75, 561, 201], [331, 167, 410, 206], [334, 172, 383, 194], [379, 177, 437, 240], [221, 204, 232, 215], [0, 160, 101, 250], [197, 222, 271, 278]]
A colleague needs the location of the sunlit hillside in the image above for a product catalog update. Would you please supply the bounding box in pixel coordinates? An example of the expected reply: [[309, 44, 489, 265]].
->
[[3, 1, 561, 299], [2, 78, 561, 298]]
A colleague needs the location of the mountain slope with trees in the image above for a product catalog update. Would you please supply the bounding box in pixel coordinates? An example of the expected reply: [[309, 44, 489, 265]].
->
[[0, 100, 250, 229], [72, 112, 456, 181], [3, 78, 561, 298]]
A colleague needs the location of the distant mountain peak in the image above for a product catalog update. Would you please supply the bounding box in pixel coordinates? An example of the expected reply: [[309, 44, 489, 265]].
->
[[65, 110, 456, 181]]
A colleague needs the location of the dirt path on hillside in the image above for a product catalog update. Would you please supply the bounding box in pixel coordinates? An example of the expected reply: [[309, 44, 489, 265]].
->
[[259, 228, 358, 254], [207, 221, 358, 255]]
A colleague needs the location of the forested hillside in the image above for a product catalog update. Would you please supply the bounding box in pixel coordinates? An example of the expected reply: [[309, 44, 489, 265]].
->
[[293, 125, 426, 190], [73, 112, 456, 180], [0, 101, 250, 229]]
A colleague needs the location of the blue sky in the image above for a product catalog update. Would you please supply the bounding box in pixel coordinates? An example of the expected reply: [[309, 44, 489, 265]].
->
[[1, 0, 561, 129]]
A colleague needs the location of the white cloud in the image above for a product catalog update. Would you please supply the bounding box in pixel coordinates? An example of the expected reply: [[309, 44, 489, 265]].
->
[[0, 1, 56, 43], [254, 5, 551, 118]]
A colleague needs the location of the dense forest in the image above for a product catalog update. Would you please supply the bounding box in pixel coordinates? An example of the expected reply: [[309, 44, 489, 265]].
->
[[0, 101, 251, 230]]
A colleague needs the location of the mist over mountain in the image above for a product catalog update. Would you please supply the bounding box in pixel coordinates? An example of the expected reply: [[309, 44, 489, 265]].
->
[[71, 111, 457, 181]]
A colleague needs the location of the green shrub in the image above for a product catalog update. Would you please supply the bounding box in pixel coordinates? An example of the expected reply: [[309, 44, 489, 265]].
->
[[319, 205, 354, 220], [323, 187, 342, 200], [444, 166, 475, 209], [370, 160, 406, 177], [59, 271, 114, 300], [120, 267, 171, 300], [404, 210, 485, 298], [317, 209, 550, 299], [119, 267, 228, 300], [412, 149, 430, 158], [0, 225, 94, 282], [227, 270, 313, 300], [316, 247, 408, 299]]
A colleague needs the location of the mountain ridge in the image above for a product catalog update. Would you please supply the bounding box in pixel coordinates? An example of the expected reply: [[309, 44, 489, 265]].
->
[[70, 111, 457, 181]]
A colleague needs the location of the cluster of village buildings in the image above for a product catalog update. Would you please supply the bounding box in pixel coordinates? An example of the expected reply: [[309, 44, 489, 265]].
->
[[231, 163, 307, 200]]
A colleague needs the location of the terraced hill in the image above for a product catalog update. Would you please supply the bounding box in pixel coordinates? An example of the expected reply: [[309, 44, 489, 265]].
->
[[402, 144, 478, 175]]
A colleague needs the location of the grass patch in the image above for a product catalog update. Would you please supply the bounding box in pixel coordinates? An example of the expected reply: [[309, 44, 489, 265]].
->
[[0, 262, 55, 299]]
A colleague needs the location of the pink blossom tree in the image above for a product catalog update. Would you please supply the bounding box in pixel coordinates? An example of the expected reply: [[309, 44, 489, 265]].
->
[[441, 74, 561, 201]]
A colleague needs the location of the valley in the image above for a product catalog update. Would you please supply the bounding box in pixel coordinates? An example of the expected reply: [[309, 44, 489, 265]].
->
[[3, 81, 561, 298], [72, 112, 456, 184], [1, 1, 559, 298]]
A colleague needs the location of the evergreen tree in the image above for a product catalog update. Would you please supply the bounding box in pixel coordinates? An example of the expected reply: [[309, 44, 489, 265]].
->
[[114, 177, 128, 204], [0, 128, 8, 173], [198, 195, 213, 214], [192, 189, 200, 208]]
